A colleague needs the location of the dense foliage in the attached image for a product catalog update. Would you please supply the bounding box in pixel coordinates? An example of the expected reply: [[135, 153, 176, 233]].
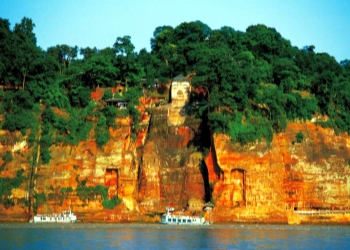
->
[[1, 17, 350, 155]]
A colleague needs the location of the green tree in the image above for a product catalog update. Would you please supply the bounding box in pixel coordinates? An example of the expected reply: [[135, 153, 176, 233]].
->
[[80, 46, 98, 60], [114, 36, 141, 87], [12, 17, 41, 89], [82, 52, 118, 88], [245, 24, 294, 62], [47, 44, 78, 75], [137, 48, 162, 87], [0, 19, 13, 84]]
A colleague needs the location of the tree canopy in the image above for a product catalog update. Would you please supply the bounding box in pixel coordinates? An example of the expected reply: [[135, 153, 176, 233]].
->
[[1, 17, 350, 156]]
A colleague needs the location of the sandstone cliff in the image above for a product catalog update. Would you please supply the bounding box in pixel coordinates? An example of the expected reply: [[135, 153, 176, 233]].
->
[[1, 104, 350, 224], [206, 122, 350, 224]]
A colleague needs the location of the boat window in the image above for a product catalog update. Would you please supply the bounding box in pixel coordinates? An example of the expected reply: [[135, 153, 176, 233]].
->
[[187, 219, 192, 223], [178, 219, 181, 223], [168, 218, 171, 222], [172, 218, 176, 222], [182, 219, 186, 223]]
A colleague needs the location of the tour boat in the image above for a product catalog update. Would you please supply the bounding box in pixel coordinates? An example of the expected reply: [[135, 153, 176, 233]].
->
[[30, 207, 77, 223], [160, 206, 209, 225]]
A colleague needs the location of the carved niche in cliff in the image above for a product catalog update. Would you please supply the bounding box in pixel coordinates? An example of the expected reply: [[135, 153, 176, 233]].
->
[[230, 169, 246, 206], [105, 169, 118, 198], [215, 168, 247, 207], [171, 75, 190, 107]]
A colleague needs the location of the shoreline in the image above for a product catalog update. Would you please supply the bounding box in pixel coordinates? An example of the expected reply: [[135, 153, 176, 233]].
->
[[1, 219, 349, 226]]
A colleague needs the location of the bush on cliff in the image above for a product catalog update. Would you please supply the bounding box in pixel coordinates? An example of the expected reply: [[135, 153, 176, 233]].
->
[[0, 169, 26, 208], [295, 131, 304, 143], [1, 151, 13, 170], [95, 115, 110, 148], [33, 191, 46, 214], [102, 195, 122, 209], [76, 179, 110, 204]]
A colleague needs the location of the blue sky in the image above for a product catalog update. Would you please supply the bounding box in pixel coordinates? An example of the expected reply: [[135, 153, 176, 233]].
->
[[1, 0, 349, 62]]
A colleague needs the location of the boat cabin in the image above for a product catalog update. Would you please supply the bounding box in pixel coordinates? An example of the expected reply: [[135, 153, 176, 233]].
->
[[160, 206, 208, 225]]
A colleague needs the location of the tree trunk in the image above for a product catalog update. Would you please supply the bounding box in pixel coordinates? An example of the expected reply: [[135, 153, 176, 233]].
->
[[22, 70, 27, 89]]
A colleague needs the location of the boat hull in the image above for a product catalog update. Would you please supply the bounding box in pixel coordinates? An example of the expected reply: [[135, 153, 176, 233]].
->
[[161, 214, 208, 225], [31, 216, 77, 223], [30, 209, 77, 223]]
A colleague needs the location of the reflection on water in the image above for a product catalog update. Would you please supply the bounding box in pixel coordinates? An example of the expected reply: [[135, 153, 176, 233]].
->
[[0, 224, 348, 250]]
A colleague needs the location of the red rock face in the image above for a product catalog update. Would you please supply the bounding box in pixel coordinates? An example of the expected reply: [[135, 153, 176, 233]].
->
[[138, 108, 206, 212], [166, 126, 194, 148], [138, 140, 161, 211], [1, 109, 350, 224], [207, 122, 350, 223]]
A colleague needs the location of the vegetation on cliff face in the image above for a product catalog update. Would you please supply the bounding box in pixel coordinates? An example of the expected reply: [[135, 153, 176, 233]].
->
[[0, 169, 26, 209], [76, 178, 121, 209]]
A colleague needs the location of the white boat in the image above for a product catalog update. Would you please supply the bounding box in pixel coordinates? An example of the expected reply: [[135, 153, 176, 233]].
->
[[30, 208, 77, 223], [160, 206, 209, 225]]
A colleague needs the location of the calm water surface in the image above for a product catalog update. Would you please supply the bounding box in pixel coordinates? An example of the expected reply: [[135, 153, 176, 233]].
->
[[0, 223, 349, 249]]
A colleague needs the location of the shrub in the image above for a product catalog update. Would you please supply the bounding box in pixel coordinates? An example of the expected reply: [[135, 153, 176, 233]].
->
[[102, 195, 122, 209], [295, 131, 304, 143], [130, 133, 137, 142], [3, 110, 35, 134], [2, 151, 13, 163], [40, 147, 51, 164], [76, 183, 108, 203], [3, 198, 15, 209], [95, 129, 109, 148], [102, 88, 113, 101], [33, 191, 46, 214], [95, 116, 110, 148]]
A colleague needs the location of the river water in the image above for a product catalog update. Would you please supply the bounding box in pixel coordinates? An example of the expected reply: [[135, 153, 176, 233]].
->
[[0, 223, 349, 249]]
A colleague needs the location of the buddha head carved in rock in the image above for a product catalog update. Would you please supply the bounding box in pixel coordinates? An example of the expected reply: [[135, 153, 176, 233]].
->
[[171, 74, 190, 105]]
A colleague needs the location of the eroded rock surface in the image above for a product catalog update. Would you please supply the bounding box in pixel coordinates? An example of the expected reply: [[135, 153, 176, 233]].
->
[[206, 122, 350, 223], [1, 99, 350, 224]]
